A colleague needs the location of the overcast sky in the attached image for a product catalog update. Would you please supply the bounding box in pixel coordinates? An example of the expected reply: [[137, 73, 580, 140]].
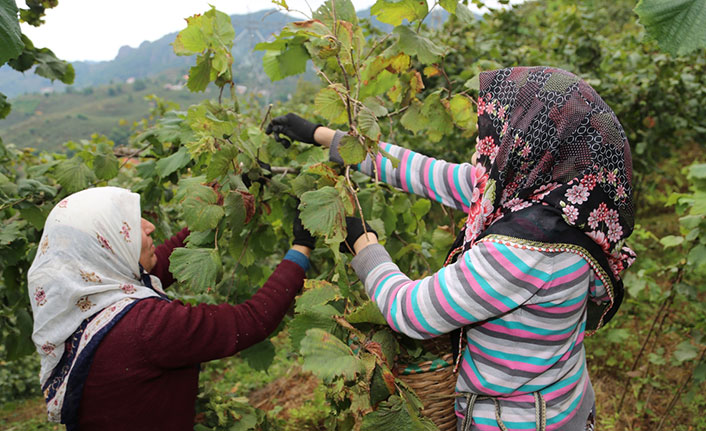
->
[[18, 1, 375, 62], [18, 0, 510, 63]]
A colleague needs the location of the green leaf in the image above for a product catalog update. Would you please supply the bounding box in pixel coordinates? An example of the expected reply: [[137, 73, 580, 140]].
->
[[694, 362, 706, 383], [54, 157, 97, 193], [181, 183, 224, 231], [673, 341, 699, 363], [464, 74, 480, 91], [259, 39, 309, 81], [315, 86, 348, 124], [173, 7, 235, 56], [370, 365, 395, 405], [687, 244, 706, 269], [440, 0, 458, 14], [0, 0, 23, 65], [0, 92, 10, 119], [156, 146, 192, 178], [359, 109, 381, 141], [394, 26, 444, 64], [296, 280, 341, 313], [93, 151, 119, 181], [634, 0, 706, 56], [289, 312, 339, 350], [0, 220, 24, 245], [33, 49, 75, 84], [300, 328, 364, 381], [299, 186, 347, 240], [314, 0, 358, 27], [660, 235, 684, 248], [372, 330, 399, 366], [363, 98, 389, 117], [448, 94, 477, 131], [186, 58, 212, 92], [339, 135, 367, 165], [224, 191, 247, 230], [19, 205, 47, 230], [688, 163, 706, 180], [240, 340, 276, 371], [371, 0, 428, 26], [361, 395, 435, 430], [400, 101, 426, 134], [169, 247, 222, 290], [455, 2, 477, 25], [347, 300, 386, 325], [410, 199, 431, 219]]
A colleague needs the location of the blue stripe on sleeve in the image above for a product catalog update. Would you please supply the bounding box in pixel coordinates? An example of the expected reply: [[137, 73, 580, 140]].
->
[[283, 249, 310, 272]]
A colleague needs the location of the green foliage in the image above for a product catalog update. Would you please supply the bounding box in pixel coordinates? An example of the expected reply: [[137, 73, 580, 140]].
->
[[300, 328, 364, 381], [173, 6, 236, 92], [634, 0, 706, 56], [0, 0, 23, 65], [3, 1, 706, 430], [0, 0, 72, 120]]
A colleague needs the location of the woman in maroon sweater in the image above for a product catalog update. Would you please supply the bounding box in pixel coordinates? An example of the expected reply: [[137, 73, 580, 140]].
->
[[27, 187, 314, 430]]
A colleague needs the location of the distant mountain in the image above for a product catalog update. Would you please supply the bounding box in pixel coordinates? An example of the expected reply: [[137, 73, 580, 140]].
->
[[0, 7, 452, 99], [0, 9, 295, 99], [0, 7, 456, 152]]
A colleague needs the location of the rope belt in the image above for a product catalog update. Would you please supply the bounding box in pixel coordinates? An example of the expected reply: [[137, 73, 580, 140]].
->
[[459, 391, 547, 431]]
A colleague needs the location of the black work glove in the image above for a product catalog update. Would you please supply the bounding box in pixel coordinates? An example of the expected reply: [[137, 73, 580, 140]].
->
[[340, 217, 377, 253], [265, 113, 321, 148], [242, 160, 272, 188], [293, 209, 316, 249]]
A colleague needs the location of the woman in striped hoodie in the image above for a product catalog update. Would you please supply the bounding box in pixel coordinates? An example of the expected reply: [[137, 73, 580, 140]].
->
[[268, 66, 635, 430]]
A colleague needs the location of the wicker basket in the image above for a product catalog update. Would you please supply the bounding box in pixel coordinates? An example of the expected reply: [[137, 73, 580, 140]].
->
[[395, 349, 457, 431]]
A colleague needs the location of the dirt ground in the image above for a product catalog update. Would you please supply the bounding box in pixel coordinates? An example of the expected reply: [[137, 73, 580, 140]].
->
[[247, 366, 320, 419]]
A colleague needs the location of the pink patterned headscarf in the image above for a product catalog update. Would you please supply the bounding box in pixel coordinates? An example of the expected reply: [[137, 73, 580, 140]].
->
[[461, 67, 635, 280]]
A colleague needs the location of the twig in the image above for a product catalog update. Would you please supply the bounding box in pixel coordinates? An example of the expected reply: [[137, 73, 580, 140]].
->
[[118, 142, 153, 170], [394, 232, 432, 274], [345, 165, 370, 242], [259, 104, 273, 130], [438, 60, 454, 98], [654, 347, 706, 431], [333, 315, 366, 342], [336, 55, 354, 127], [270, 166, 300, 175], [385, 105, 410, 118], [0, 196, 30, 212], [618, 268, 682, 410], [416, 3, 436, 33], [440, 204, 456, 236], [362, 34, 392, 62]]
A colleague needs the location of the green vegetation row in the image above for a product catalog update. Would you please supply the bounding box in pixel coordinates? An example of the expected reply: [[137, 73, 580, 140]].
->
[[1, 0, 705, 429]]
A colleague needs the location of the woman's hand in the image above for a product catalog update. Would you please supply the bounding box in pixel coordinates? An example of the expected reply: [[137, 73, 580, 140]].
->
[[292, 209, 315, 257], [341, 217, 378, 254], [265, 113, 320, 147]]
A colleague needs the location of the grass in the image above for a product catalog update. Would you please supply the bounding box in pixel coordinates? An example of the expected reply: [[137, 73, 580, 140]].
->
[[0, 397, 57, 431]]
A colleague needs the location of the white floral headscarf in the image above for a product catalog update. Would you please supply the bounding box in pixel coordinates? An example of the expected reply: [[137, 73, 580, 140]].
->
[[28, 187, 164, 421]]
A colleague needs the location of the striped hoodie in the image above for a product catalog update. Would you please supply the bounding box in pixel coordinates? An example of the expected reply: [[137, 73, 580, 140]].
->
[[330, 132, 601, 430]]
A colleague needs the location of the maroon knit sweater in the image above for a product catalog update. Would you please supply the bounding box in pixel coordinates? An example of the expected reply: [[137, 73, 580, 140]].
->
[[77, 228, 305, 430]]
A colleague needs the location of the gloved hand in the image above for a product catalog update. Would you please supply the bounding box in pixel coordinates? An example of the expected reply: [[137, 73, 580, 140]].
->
[[340, 217, 377, 253], [265, 113, 321, 148], [242, 160, 272, 188], [293, 209, 316, 249]]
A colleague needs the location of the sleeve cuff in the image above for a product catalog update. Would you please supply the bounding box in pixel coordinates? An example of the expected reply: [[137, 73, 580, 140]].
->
[[284, 249, 310, 272], [350, 244, 392, 285], [328, 130, 347, 164]]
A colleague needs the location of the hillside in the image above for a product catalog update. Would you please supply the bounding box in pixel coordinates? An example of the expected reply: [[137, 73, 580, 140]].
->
[[0, 9, 295, 99], [0, 7, 452, 152]]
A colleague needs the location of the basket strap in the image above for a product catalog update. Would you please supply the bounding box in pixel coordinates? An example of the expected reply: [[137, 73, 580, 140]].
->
[[458, 391, 546, 431]]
